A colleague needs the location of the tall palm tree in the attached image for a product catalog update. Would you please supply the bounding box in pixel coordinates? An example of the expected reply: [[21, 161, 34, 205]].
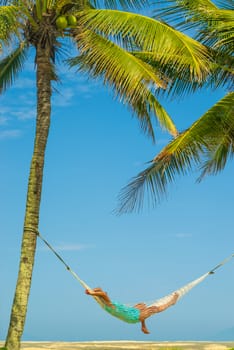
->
[[118, 0, 234, 213], [0, 1, 213, 349]]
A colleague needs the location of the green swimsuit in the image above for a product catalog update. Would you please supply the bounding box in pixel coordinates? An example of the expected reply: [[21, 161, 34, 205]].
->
[[104, 301, 140, 324]]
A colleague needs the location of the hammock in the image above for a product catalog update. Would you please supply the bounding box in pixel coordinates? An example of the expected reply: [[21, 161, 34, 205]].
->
[[33, 229, 233, 321]]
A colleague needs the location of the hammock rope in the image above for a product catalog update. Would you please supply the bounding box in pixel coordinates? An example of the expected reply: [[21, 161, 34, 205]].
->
[[35, 229, 105, 307], [149, 253, 234, 308], [26, 227, 234, 315]]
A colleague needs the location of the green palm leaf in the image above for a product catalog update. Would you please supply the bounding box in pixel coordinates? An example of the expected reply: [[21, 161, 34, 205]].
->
[[89, 0, 149, 10], [133, 51, 204, 97], [155, 0, 218, 27], [198, 93, 234, 179], [118, 92, 234, 212], [77, 9, 212, 82], [0, 5, 18, 43], [69, 29, 177, 138], [197, 9, 234, 55], [147, 93, 178, 137], [0, 42, 28, 93], [134, 50, 233, 96], [155, 0, 234, 55]]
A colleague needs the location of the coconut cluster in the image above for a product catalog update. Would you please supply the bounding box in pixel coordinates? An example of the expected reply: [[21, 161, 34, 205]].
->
[[56, 15, 77, 30]]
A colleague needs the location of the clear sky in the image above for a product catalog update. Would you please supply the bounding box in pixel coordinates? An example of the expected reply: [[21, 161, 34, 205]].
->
[[0, 39, 233, 342]]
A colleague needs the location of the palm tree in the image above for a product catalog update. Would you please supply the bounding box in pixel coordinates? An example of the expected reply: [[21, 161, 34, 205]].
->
[[0, 1, 213, 349], [118, 0, 234, 213]]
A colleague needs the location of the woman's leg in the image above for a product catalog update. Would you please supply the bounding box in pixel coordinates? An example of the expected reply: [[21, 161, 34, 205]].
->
[[140, 292, 179, 320], [140, 319, 150, 334], [133, 303, 150, 334], [137, 292, 179, 334]]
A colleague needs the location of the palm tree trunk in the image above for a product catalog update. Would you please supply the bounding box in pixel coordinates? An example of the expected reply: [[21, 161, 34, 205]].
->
[[5, 45, 52, 350]]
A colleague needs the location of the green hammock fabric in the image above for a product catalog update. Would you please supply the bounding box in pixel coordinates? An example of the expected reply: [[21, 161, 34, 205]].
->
[[35, 229, 234, 324], [104, 301, 140, 323]]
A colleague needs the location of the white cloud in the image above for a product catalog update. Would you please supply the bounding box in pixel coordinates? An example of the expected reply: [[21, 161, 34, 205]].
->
[[40, 242, 91, 252], [11, 109, 36, 121], [54, 243, 87, 252], [0, 129, 22, 140], [56, 67, 101, 99], [1, 93, 36, 122]]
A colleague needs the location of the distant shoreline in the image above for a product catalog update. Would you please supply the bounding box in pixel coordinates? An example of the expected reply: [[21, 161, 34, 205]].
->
[[1, 340, 234, 350]]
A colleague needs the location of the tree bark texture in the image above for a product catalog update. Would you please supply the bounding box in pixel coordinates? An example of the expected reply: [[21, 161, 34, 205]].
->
[[5, 45, 52, 350]]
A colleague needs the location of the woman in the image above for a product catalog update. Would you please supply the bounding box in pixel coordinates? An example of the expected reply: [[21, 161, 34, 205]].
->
[[85, 287, 179, 334]]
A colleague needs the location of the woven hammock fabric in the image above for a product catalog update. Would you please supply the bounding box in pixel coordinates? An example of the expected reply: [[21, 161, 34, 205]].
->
[[36, 230, 233, 320], [148, 272, 210, 307]]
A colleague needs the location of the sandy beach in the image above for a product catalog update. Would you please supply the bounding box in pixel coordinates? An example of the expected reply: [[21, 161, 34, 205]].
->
[[1, 341, 233, 350]]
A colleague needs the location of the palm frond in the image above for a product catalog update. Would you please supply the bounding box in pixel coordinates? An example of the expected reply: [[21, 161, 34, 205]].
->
[[0, 42, 28, 93], [153, 1, 234, 86], [77, 9, 212, 83], [118, 128, 204, 213], [0, 5, 18, 44], [198, 141, 233, 181], [210, 16, 234, 54], [133, 51, 204, 98], [155, 1, 234, 55], [217, 0, 234, 10], [197, 9, 234, 55], [155, 0, 218, 29], [207, 51, 234, 90], [69, 29, 178, 138], [197, 92, 234, 179], [35, 0, 42, 19], [0, 0, 9, 5], [118, 92, 234, 212], [134, 50, 234, 95], [89, 0, 149, 10], [128, 89, 178, 138], [147, 93, 178, 137]]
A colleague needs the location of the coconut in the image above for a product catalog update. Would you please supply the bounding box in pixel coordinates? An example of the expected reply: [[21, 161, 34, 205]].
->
[[56, 16, 68, 30], [67, 15, 77, 26]]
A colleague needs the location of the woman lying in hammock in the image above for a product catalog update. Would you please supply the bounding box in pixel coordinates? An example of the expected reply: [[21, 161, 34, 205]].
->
[[85, 287, 179, 334]]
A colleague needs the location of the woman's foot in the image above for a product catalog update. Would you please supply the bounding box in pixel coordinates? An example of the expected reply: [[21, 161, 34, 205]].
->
[[141, 320, 150, 334], [141, 326, 150, 334]]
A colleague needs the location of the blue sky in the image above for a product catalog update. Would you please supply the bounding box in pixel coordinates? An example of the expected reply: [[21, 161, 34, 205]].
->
[[0, 41, 234, 342]]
